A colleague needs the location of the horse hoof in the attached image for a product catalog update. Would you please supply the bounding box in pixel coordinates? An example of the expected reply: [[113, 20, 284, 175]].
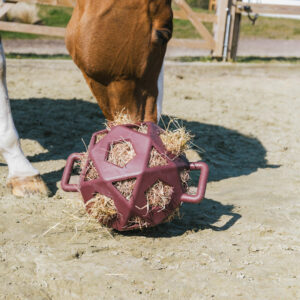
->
[[7, 175, 50, 197]]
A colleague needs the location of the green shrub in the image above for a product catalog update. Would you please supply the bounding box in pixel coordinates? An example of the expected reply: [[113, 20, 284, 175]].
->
[[186, 0, 209, 9]]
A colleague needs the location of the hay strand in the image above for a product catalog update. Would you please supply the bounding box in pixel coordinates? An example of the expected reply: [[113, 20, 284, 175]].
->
[[160, 127, 192, 157], [148, 147, 168, 168], [95, 132, 107, 143], [86, 194, 117, 226], [113, 179, 136, 201], [180, 169, 190, 192], [145, 180, 174, 211], [106, 110, 136, 129], [107, 140, 136, 167], [84, 160, 99, 181], [163, 207, 181, 223], [128, 216, 149, 229], [132, 124, 148, 134]]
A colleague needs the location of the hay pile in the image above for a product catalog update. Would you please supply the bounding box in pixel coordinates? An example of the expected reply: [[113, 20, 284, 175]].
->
[[79, 113, 192, 229], [85, 195, 117, 227]]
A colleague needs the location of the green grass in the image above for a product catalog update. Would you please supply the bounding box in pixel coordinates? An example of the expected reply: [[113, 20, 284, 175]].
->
[[0, 32, 40, 39], [170, 56, 300, 63], [38, 5, 72, 27], [7, 53, 300, 64], [240, 16, 300, 40], [6, 53, 71, 59], [173, 19, 201, 39], [1, 4, 300, 40], [173, 14, 300, 40], [236, 56, 300, 63], [172, 3, 213, 39], [173, 19, 213, 39], [170, 56, 213, 62]]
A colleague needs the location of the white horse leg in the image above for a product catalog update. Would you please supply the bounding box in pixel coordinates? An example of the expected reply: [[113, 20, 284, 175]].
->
[[156, 63, 164, 123], [0, 40, 49, 196], [0, 42, 37, 178]]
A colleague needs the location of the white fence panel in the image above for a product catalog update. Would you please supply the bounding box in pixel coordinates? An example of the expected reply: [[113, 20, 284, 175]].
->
[[241, 0, 300, 19]]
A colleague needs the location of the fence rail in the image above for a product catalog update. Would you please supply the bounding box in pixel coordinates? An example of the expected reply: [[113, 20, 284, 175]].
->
[[0, 20, 65, 36], [236, 1, 300, 15], [3, 0, 298, 61], [5, 0, 75, 7], [0, 0, 224, 56]]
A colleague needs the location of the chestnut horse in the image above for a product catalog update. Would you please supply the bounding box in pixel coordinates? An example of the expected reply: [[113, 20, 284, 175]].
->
[[0, 0, 172, 196], [65, 0, 173, 122]]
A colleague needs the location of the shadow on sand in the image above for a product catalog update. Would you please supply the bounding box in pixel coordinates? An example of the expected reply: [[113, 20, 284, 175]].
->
[[10, 97, 273, 235], [120, 198, 241, 238]]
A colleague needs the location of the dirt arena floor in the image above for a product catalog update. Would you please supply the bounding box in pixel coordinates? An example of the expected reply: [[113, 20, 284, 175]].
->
[[0, 59, 300, 299]]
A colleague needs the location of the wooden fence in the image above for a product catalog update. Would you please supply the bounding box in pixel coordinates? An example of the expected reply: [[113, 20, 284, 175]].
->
[[223, 0, 300, 60], [4, 0, 74, 7], [0, 0, 73, 37], [0, 0, 230, 59], [3, 0, 298, 61]]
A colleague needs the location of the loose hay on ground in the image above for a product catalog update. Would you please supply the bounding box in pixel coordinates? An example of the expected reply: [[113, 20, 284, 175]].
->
[[128, 216, 150, 229]]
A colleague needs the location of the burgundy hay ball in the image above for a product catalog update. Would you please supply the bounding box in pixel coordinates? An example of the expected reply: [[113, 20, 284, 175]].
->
[[61, 122, 209, 231]]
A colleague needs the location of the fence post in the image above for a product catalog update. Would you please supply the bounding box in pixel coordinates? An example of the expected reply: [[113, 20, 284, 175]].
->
[[212, 0, 229, 59], [228, 0, 242, 61]]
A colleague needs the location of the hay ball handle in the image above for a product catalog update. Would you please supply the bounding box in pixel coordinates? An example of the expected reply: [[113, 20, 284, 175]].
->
[[180, 162, 209, 204], [61, 153, 81, 192]]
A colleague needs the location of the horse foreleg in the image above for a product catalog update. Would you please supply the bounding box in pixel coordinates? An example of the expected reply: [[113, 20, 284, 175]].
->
[[156, 63, 164, 123], [0, 40, 49, 197]]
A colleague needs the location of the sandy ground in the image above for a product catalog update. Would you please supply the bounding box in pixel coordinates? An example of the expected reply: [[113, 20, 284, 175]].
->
[[4, 38, 300, 57], [0, 60, 300, 299]]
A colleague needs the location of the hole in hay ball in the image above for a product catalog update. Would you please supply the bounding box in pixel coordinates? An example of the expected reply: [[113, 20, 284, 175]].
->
[[145, 180, 174, 211], [113, 178, 137, 201], [86, 194, 117, 226], [84, 160, 99, 181], [107, 140, 136, 167], [148, 147, 168, 168], [76, 152, 88, 174], [95, 132, 107, 144], [180, 169, 190, 192]]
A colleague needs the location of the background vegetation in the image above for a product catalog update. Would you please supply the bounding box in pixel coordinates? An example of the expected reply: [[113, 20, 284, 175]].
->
[[1, 3, 300, 40], [186, 0, 209, 9]]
